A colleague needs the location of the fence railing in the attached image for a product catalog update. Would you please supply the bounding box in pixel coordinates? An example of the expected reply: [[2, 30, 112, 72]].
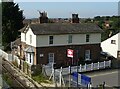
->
[[0, 49, 20, 66], [43, 60, 111, 76], [0, 49, 32, 76]]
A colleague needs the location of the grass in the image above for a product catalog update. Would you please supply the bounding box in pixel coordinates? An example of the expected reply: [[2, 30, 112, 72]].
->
[[31, 70, 52, 84], [32, 74, 51, 83]]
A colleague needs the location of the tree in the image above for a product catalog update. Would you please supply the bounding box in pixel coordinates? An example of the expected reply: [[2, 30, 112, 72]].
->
[[2, 2, 24, 50]]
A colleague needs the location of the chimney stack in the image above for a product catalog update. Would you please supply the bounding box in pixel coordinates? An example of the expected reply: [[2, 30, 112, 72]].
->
[[71, 14, 79, 23], [38, 11, 48, 23]]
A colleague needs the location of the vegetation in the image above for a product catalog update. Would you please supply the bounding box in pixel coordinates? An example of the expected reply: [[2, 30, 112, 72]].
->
[[2, 2, 24, 50], [84, 16, 120, 41], [32, 67, 51, 83], [94, 16, 120, 41], [2, 73, 13, 87], [32, 74, 50, 83]]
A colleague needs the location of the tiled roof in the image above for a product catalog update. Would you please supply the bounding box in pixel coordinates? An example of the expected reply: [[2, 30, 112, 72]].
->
[[19, 23, 103, 35]]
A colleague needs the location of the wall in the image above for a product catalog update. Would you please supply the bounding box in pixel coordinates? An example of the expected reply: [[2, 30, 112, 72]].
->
[[36, 44, 100, 67], [118, 33, 120, 50], [21, 33, 25, 42], [25, 28, 36, 47], [101, 34, 118, 58], [36, 33, 101, 47]]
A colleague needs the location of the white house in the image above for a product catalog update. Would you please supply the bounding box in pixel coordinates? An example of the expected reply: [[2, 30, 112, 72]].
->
[[101, 32, 120, 59], [18, 23, 103, 67]]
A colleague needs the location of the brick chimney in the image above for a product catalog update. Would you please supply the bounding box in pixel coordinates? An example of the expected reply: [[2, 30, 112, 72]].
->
[[39, 11, 48, 23], [71, 14, 79, 23]]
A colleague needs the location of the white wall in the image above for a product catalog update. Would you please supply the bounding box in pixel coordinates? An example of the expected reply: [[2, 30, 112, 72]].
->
[[118, 33, 120, 50], [25, 28, 36, 47], [90, 33, 101, 44], [21, 26, 101, 47], [36, 33, 101, 47], [21, 33, 25, 42], [101, 34, 118, 58]]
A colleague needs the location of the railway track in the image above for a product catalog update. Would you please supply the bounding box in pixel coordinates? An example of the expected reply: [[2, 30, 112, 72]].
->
[[2, 59, 39, 89]]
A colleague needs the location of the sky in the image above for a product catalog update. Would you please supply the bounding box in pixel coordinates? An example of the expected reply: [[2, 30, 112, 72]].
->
[[14, 1, 119, 19]]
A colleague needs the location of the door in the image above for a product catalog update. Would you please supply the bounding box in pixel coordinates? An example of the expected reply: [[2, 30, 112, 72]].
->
[[48, 53, 54, 64], [85, 50, 91, 61]]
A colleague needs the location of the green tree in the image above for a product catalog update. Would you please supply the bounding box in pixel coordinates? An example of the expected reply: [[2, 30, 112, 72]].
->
[[2, 2, 24, 50]]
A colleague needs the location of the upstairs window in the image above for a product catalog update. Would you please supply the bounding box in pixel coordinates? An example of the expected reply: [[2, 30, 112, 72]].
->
[[49, 36, 53, 44], [86, 34, 90, 42], [25, 33, 26, 41], [30, 35, 32, 44], [117, 51, 120, 58], [111, 40, 116, 44], [68, 35, 72, 43]]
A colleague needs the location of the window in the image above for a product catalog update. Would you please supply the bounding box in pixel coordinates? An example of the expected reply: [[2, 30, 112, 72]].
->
[[111, 40, 116, 44], [48, 53, 54, 63], [117, 51, 120, 58], [30, 35, 32, 44], [30, 53, 31, 63], [25, 33, 26, 41], [86, 34, 90, 42], [49, 36, 53, 44], [68, 35, 72, 43], [85, 50, 91, 61]]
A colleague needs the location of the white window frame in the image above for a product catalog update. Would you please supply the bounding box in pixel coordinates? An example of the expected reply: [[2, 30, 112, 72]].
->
[[29, 53, 31, 63], [48, 53, 54, 63], [111, 40, 116, 44], [85, 50, 91, 61], [25, 33, 26, 41], [86, 34, 90, 42], [30, 35, 32, 44], [68, 35, 72, 43], [49, 36, 53, 45], [26, 53, 34, 65], [117, 51, 120, 58]]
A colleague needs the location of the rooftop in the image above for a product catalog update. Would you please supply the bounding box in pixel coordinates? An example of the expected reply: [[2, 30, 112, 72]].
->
[[19, 23, 103, 35]]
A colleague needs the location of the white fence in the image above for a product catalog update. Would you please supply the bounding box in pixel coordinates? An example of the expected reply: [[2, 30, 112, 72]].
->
[[43, 60, 111, 76], [0, 49, 20, 66]]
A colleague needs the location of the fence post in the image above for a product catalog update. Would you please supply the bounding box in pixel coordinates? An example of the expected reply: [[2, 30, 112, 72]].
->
[[52, 63, 55, 83], [85, 63, 87, 71], [91, 63, 93, 71], [97, 62, 100, 69], [104, 61, 106, 68], [69, 66, 71, 87], [60, 67, 62, 87], [79, 64, 82, 72]]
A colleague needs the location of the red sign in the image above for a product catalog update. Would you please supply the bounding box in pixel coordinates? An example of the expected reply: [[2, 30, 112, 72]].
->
[[67, 49, 73, 58]]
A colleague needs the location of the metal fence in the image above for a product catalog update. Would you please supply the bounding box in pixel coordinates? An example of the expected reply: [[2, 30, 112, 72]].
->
[[42, 60, 111, 87], [43, 60, 111, 77]]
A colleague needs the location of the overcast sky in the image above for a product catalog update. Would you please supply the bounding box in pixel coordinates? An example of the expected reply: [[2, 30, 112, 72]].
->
[[13, 1, 119, 19]]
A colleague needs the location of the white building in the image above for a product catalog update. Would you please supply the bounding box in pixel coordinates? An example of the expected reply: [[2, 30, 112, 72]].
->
[[101, 32, 120, 59]]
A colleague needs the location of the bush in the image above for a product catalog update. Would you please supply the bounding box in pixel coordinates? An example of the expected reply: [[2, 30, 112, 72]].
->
[[31, 66, 50, 83]]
